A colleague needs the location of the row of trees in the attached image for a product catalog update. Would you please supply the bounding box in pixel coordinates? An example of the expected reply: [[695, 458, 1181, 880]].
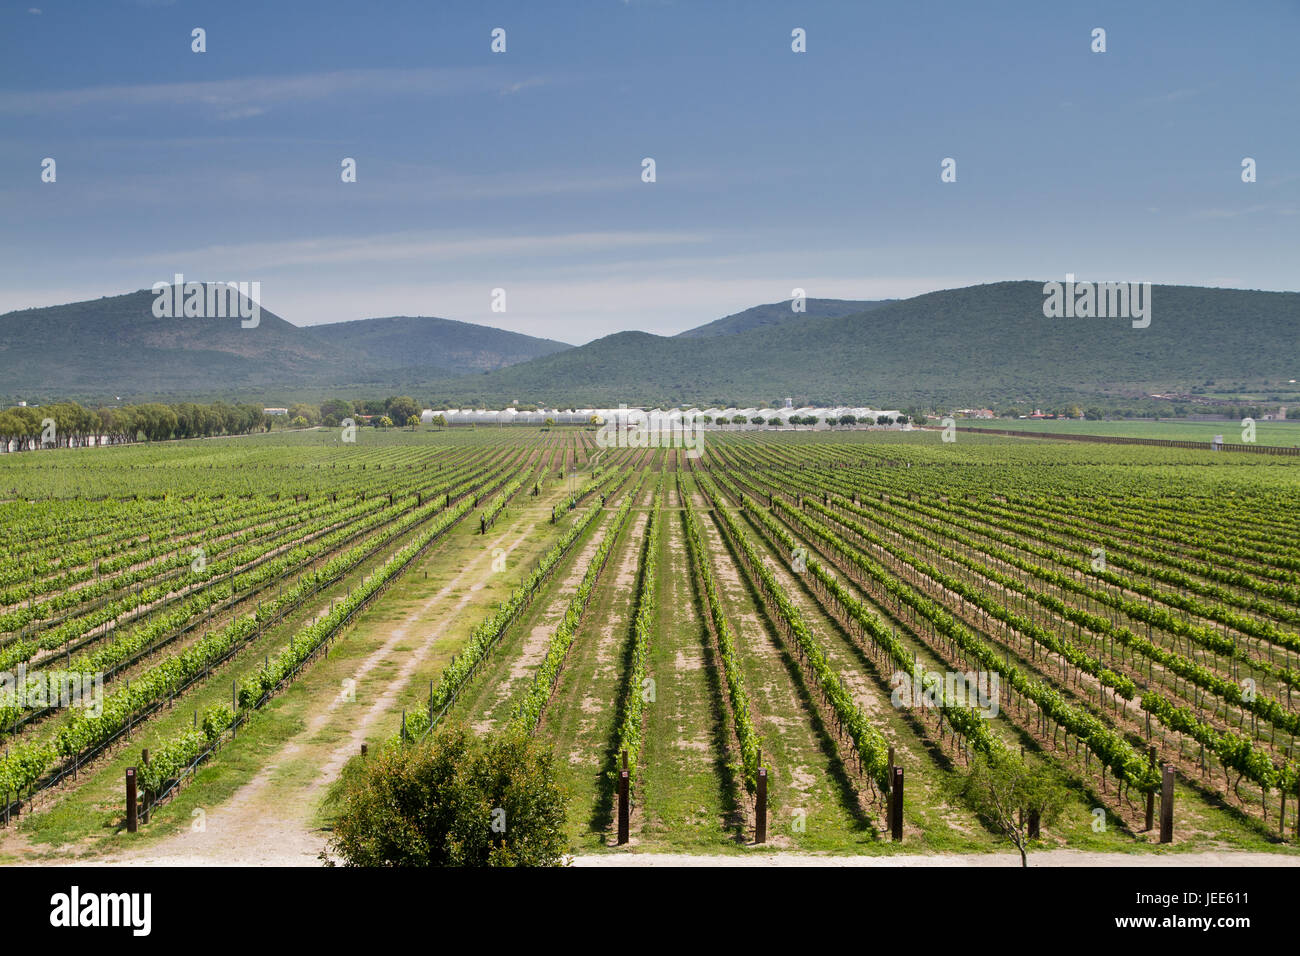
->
[[991, 405, 1087, 419], [0, 400, 269, 451], [280, 396, 424, 428], [0, 392, 450, 451]]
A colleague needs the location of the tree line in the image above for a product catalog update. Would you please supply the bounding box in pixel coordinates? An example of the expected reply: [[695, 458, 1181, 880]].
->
[[280, 397, 423, 428], [0, 401, 269, 451]]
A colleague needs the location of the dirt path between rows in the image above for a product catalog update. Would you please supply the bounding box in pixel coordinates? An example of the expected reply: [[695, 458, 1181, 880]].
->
[[74, 511, 541, 867], [564, 503, 649, 764], [473, 509, 614, 733]]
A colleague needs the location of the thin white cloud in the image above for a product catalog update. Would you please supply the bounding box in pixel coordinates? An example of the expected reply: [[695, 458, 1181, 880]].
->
[[214, 106, 268, 122], [110, 229, 711, 273], [0, 164, 642, 210], [0, 67, 542, 117], [499, 77, 546, 96], [1189, 203, 1299, 220], [1133, 87, 1202, 109]]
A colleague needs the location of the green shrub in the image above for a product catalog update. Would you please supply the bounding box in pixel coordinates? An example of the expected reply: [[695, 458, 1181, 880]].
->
[[329, 724, 568, 867]]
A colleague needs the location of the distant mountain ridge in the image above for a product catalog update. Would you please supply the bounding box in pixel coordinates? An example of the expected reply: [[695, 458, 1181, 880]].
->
[[0, 288, 569, 403], [428, 282, 1300, 408], [306, 315, 569, 375], [5, 282, 1296, 408]]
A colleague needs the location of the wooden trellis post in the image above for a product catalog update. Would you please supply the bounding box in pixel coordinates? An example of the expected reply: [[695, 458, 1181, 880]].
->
[[1159, 764, 1175, 844], [890, 766, 904, 841], [125, 767, 138, 833], [616, 751, 630, 846]]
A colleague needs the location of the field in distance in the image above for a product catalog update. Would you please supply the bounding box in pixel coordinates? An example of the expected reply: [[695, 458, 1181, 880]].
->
[[969, 418, 1300, 444]]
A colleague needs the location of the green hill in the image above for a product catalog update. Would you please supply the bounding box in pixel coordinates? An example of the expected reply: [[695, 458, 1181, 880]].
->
[[7, 282, 1296, 409], [306, 315, 569, 377], [428, 282, 1300, 408], [0, 289, 570, 404], [0, 288, 339, 403], [675, 298, 889, 338]]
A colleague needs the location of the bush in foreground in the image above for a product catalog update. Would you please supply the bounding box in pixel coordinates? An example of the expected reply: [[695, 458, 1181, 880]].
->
[[329, 724, 568, 867], [946, 751, 1068, 867]]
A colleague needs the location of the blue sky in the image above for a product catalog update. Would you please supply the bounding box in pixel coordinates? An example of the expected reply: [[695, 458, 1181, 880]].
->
[[2, 0, 1297, 343]]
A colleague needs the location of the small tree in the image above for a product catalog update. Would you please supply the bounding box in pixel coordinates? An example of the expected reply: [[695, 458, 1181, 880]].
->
[[385, 395, 420, 425], [431, 413, 448, 428], [839, 414, 856, 426], [289, 402, 320, 425], [321, 399, 353, 427], [946, 751, 1067, 867], [329, 724, 568, 867], [751, 415, 765, 425], [406, 414, 420, 430]]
